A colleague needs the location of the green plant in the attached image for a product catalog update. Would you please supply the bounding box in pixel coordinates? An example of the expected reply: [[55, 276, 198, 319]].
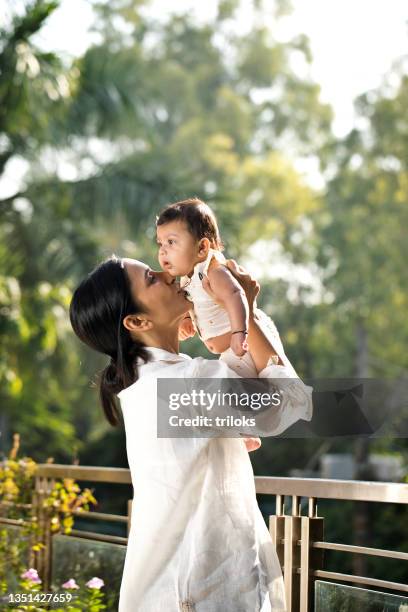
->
[[5, 570, 107, 611], [0, 434, 98, 605]]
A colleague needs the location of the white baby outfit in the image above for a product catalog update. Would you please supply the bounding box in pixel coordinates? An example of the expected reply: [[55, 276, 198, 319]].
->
[[180, 249, 281, 377], [180, 249, 231, 341]]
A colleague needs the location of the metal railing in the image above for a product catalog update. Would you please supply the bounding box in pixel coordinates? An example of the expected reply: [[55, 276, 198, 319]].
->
[[258, 476, 408, 610], [1, 465, 407, 611]]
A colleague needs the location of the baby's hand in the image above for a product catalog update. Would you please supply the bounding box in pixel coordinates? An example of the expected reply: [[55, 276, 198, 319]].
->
[[230, 331, 248, 357], [243, 437, 261, 452], [178, 316, 196, 341]]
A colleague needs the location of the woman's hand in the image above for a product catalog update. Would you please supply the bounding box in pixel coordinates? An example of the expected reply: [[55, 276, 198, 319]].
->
[[202, 259, 260, 313], [225, 260, 260, 312]]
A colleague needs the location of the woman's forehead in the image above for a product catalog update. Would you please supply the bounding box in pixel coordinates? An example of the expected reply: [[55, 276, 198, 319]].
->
[[122, 259, 148, 286]]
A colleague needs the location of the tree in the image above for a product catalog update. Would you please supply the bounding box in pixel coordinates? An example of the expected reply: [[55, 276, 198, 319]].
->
[[315, 59, 408, 574], [0, 1, 96, 460], [2, 0, 333, 459]]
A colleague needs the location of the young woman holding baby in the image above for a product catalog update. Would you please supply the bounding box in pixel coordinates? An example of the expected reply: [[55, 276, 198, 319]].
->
[[69, 198, 312, 611]]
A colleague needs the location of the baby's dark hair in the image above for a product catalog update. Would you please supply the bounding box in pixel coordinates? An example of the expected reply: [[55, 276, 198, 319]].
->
[[156, 197, 224, 250]]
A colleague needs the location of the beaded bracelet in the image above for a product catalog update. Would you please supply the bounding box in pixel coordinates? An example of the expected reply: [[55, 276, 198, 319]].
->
[[231, 330, 248, 335]]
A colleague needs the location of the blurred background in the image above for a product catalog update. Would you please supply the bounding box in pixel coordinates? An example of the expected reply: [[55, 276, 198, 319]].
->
[[0, 0, 407, 485]]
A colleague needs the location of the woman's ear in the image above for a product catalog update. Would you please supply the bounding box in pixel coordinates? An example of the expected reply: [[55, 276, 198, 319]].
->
[[198, 237, 211, 257], [122, 314, 153, 334]]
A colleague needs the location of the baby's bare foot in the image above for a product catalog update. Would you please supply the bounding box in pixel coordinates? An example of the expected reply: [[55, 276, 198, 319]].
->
[[243, 437, 261, 452]]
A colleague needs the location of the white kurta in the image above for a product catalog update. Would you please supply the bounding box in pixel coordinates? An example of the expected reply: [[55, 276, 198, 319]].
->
[[118, 348, 313, 611]]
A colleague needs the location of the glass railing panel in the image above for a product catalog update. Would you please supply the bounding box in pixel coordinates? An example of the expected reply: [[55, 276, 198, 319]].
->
[[315, 580, 408, 611], [50, 534, 126, 611]]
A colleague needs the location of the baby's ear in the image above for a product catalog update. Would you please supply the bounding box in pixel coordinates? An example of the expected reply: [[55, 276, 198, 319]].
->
[[198, 237, 211, 256]]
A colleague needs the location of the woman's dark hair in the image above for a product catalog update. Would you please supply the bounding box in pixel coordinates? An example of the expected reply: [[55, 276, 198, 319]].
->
[[156, 197, 224, 250], [69, 255, 149, 427]]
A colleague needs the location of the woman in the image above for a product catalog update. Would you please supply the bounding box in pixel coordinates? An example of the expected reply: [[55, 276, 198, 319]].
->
[[69, 255, 312, 612]]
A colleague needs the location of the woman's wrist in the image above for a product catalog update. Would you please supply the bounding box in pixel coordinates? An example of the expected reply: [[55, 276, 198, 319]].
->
[[248, 298, 258, 316], [249, 309, 260, 325]]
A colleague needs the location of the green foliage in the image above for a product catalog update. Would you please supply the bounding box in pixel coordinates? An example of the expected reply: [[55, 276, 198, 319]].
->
[[0, 0, 67, 173], [0, 0, 406, 484], [316, 66, 408, 377], [0, 435, 102, 610], [0, 0, 330, 459]]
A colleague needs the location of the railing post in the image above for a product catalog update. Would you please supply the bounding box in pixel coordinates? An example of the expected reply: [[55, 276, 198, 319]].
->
[[32, 477, 46, 583], [300, 498, 324, 612], [32, 476, 53, 591], [283, 495, 302, 611], [269, 494, 285, 569], [29, 490, 39, 570]]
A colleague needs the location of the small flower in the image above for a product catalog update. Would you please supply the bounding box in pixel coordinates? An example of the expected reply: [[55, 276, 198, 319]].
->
[[62, 578, 80, 589], [86, 577, 104, 589], [21, 568, 42, 584]]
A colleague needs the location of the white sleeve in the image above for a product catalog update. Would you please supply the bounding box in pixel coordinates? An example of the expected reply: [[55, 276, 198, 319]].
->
[[249, 308, 313, 434], [256, 363, 313, 435], [188, 356, 313, 437]]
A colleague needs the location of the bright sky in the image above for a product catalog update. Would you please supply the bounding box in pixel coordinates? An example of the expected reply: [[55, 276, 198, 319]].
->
[[32, 0, 408, 137]]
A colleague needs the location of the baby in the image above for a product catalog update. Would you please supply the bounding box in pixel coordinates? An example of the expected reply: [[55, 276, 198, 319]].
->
[[156, 198, 284, 453], [156, 197, 282, 377]]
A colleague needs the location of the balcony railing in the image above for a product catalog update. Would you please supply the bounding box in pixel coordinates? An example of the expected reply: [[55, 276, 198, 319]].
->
[[1, 464, 407, 611], [256, 476, 408, 610]]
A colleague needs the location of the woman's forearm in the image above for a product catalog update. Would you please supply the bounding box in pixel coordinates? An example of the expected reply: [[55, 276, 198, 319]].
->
[[248, 310, 284, 373], [212, 260, 286, 371]]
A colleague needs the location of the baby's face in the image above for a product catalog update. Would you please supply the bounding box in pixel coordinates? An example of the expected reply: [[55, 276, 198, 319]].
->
[[157, 220, 199, 277]]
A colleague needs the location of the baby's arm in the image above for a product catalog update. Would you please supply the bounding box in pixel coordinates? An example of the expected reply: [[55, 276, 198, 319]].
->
[[207, 265, 249, 356]]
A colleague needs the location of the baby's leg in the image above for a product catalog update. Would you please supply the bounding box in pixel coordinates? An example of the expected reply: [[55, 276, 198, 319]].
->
[[204, 331, 231, 354], [219, 347, 258, 377], [208, 308, 283, 374], [219, 344, 261, 453]]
